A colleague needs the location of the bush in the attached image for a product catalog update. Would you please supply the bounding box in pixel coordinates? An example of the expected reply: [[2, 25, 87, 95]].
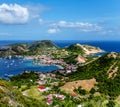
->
[[90, 88, 96, 94], [106, 101, 115, 107], [74, 86, 88, 95]]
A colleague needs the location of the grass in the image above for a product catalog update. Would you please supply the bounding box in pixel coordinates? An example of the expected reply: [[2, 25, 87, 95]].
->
[[25, 86, 43, 101], [115, 96, 120, 107], [19, 85, 28, 91], [84, 99, 108, 107]]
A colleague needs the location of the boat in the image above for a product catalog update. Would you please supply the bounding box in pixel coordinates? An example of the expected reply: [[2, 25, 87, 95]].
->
[[4, 74, 14, 78]]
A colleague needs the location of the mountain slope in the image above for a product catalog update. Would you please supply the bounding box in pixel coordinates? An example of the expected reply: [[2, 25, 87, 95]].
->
[[29, 40, 58, 50], [62, 43, 104, 64], [69, 52, 120, 97], [0, 79, 44, 107], [69, 52, 118, 80], [66, 43, 104, 55], [0, 40, 58, 57], [66, 44, 85, 54]]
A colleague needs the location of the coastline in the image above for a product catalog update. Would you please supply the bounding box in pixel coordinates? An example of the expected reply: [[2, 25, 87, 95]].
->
[[53, 64, 64, 69]]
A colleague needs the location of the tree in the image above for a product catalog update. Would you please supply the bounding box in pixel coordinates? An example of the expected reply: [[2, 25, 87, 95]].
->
[[106, 101, 115, 107], [90, 88, 96, 94]]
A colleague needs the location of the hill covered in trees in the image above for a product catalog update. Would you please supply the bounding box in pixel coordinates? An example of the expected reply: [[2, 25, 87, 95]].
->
[[0, 40, 104, 58], [0, 40, 58, 57], [69, 52, 120, 99]]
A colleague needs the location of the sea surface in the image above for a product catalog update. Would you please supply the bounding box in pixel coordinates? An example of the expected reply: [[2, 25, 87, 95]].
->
[[0, 40, 120, 52], [53, 40, 120, 52], [0, 40, 120, 78], [0, 57, 60, 79]]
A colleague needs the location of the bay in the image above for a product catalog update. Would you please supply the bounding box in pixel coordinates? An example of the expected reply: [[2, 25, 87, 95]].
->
[[0, 57, 60, 79], [0, 40, 120, 79]]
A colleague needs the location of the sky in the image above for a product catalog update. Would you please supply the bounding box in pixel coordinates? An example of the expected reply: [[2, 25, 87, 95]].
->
[[0, 0, 119, 40]]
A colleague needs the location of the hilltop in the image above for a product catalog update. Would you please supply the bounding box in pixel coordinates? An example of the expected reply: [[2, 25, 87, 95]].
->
[[63, 43, 104, 64], [69, 52, 119, 80], [0, 40, 104, 65], [0, 41, 104, 57], [66, 43, 104, 55], [0, 40, 58, 57]]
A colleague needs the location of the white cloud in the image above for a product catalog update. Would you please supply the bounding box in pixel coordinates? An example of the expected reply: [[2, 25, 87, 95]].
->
[[48, 20, 102, 33], [50, 21, 100, 29], [47, 28, 60, 34], [0, 3, 29, 24], [39, 20, 115, 35]]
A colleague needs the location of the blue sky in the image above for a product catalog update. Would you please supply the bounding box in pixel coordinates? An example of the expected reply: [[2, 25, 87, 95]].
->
[[0, 0, 119, 40]]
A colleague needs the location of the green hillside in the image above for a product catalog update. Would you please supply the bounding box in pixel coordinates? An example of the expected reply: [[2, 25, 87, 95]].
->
[[0, 40, 58, 57], [69, 52, 120, 98], [0, 79, 44, 107], [66, 44, 85, 54], [0, 52, 120, 107]]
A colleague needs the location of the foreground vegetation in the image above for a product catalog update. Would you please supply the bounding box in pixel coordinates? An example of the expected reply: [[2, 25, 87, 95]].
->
[[69, 52, 120, 106]]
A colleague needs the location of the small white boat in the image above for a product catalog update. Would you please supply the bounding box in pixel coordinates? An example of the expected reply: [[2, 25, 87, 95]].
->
[[4, 74, 14, 78]]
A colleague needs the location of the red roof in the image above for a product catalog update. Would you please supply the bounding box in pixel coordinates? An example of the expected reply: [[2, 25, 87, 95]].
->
[[71, 93, 77, 97], [46, 99, 53, 103], [38, 86, 45, 89]]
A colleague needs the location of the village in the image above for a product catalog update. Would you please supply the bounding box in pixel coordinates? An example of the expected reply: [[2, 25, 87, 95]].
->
[[23, 54, 78, 74], [35, 71, 82, 106], [18, 53, 84, 106], [19, 69, 83, 106]]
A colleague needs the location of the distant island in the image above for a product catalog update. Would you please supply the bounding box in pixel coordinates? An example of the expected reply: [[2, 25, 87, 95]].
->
[[0, 40, 104, 60], [0, 40, 120, 107]]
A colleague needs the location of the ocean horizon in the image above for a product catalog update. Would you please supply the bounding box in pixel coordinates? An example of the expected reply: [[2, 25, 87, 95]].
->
[[0, 40, 120, 52]]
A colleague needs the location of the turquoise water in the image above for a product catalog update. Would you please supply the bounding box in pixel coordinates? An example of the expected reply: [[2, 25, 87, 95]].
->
[[0, 57, 61, 79], [0, 40, 120, 79]]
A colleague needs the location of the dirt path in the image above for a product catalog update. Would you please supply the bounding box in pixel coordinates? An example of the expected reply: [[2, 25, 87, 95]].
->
[[107, 61, 117, 73], [108, 67, 118, 78]]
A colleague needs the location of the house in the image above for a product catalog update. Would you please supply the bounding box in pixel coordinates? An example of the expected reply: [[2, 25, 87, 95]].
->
[[46, 94, 53, 99], [57, 94, 65, 100], [38, 86, 50, 92], [78, 104, 82, 107], [46, 99, 53, 105], [46, 94, 66, 100], [36, 80, 47, 85], [38, 85, 45, 89], [54, 82, 59, 87], [70, 93, 77, 98], [39, 73, 46, 79], [66, 70, 72, 74]]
